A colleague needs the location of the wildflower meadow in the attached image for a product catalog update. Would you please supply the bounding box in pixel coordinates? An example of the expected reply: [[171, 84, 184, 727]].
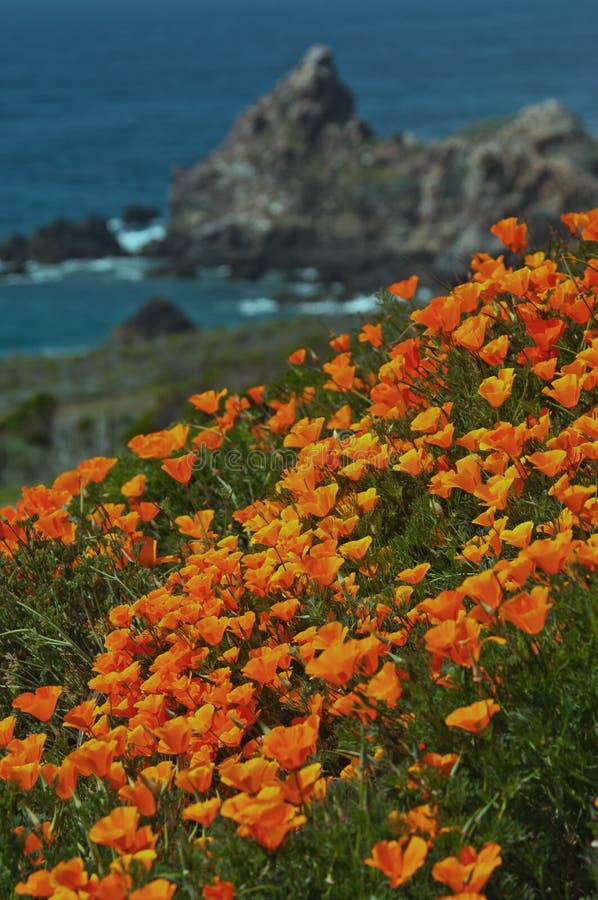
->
[[0, 210, 597, 898]]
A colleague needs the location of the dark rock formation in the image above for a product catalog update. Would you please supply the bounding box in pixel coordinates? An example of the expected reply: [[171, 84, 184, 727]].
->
[[109, 297, 197, 345], [163, 46, 598, 292], [0, 234, 28, 274], [122, 205, 161, 227], [0, 216, 124, 266]]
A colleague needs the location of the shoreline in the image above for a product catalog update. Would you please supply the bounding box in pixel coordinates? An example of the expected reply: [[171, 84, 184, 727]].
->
[[0, 253, 385, 359]]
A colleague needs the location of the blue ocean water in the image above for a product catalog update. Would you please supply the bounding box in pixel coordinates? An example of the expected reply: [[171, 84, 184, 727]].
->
[[1, 0, 597, 355]]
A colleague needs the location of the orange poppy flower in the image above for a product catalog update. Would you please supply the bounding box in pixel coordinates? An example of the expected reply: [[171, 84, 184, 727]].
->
[[500, 520, 534, 548], [445, 699, 501, 733], [387, 275, 419, 300], [220, 787, 306, 850], [424, 614, 483, 669], [412, 292, 463, 333], [526, 449, 568, 477], [128, 424, 189, 459], [176, 763, 214, 794], [161, 452, 196, 485], [267, 396, 297, 433], [394, 447, 431, 477], [15, 869, 53, 896], [365, 662, 403, 707], [417, 752, 459, 776], [490, 217, 528, 252], [397, 562, 430, 585], [478, 334, 510, 365], [88, 806, 140, 851], [356, 487, 379, 512], [460, 569, 502, 610], [478, 368, 515, 408], [329, 332, 351, 352], [118, 781, 156, 818], [399, 803, 439, 839], [175, 510, 215, 539], [296, 483, 339, 518], [542, 373, 584, 409], [242, 644, 291, 684], [287, 347, 307, 364], [425, 423, 455, 449], [323, 353, 358, 392], [327, 403, 353, 430], [246, 384, 265, 405], [432, 842, 502, 893], [136, 537, 158, 567], [305, 640, 361, 686], [339, 536, 372, 561], [283, 417, 325, 449], [359, 323, 383, 347], [531, 356, 558, 381], [524, 534, 573, 574], [12, 685, 62, 722], [0, 715, 17, 747], [365, 836, 428, 888], [153, 716, 192, 755], [192, 428, 225, 451], [182, 797, 221, 826], [261, 716, 319, 770], [219, 758, 279, 794], [129, 879, 177, 900], [34, 509, 76, 544], [189, 389, 227, 414], [121, 474, 146, 498], [410, 406, 442, 434], [452, 314, 489, 351], [280, 763, 324, 805], [202, 877, 236, 900], [499, 586, 552, 634], [562, 207, 598, 241]]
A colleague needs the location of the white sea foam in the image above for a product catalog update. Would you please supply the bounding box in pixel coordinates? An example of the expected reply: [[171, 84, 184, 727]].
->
[[343, 294, 379, 314], [8, 256, 150, 284], [110, 258, 148, 281], [296, 294, 378, 316], [27, 263, 65, 283], [108, 217, 166, 253], [288, 281, 319, 298], [296, 299, 341, 315], [238, 297, 279, 316]]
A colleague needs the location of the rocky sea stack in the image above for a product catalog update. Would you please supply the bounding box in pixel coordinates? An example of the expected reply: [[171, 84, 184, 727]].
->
[[162, 45, 598, 292]]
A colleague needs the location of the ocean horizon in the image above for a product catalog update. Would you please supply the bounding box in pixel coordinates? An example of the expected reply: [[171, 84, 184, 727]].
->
[[1, 0, 597, 355]]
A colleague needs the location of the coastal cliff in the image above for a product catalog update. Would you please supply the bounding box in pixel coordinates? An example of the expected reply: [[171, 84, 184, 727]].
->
[[163, 45, 598, 291]]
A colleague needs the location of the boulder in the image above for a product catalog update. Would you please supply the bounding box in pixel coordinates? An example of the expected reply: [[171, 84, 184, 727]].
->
[[28, 216, 124, 263], [109, 297, 197, 345], [163, 47, 598, 291], [122, 204, 161, 227]]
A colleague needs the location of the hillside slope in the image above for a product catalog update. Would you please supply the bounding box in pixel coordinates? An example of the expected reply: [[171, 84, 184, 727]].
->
[[0, 211, 597, 899]]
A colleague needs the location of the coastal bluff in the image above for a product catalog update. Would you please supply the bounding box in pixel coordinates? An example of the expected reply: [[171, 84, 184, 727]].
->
[[162, 45, 598, 291]]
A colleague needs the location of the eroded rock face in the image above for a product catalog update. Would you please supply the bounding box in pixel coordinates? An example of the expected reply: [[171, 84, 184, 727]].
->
[[164, 47, 598, 291]]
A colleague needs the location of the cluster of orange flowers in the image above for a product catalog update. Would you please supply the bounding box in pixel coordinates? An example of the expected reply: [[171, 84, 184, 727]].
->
[[1, 210, 597, 898]]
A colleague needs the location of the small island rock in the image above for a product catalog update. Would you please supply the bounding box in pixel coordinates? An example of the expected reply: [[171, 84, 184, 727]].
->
[[109, 296, 197, 345]]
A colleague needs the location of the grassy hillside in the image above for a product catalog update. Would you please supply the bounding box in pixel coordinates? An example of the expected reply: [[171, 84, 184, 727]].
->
[[0, 313, 357, 495], [0, 211, 597, 899]]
